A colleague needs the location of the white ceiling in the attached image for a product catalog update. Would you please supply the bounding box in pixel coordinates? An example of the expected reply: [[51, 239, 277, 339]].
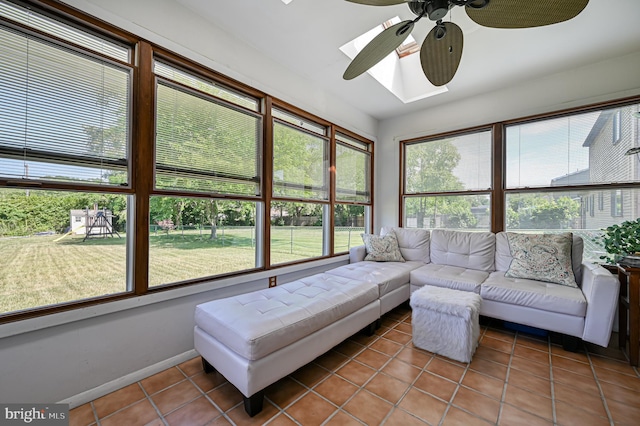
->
[[176, 0, 640, 121]]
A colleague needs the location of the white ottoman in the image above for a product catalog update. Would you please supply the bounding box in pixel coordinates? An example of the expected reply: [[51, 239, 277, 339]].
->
[[410, 286, 482, 363]]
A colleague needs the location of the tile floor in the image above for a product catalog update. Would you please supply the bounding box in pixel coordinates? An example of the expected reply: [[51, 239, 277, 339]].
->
[[69, 305, 640, 425]]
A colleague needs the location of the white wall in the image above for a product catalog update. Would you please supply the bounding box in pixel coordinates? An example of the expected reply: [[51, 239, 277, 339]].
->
[[375, 51, 640, 230]]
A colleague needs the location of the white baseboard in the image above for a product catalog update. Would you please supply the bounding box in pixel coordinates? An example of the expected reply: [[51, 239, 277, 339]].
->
[[59, 349, 199, 409]]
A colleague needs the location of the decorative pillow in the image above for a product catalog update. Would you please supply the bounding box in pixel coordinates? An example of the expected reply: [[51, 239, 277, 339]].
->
[[505, 232, 577, 287], [361, 231, 405, 262]]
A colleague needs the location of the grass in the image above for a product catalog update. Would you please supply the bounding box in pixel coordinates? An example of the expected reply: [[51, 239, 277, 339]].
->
[[0, 227, 364, 314]]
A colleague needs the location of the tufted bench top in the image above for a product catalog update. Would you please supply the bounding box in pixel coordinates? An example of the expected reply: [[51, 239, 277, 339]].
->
[[195, 273, 378, 360]]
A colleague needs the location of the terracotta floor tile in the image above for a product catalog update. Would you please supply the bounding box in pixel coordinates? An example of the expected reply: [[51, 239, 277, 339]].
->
[[443, 406, 493, 426], [354, 348, 390, 369], [554, 400, 610, 426], [413, 371, 457, 402], [515, 335, 550, 352], [481, 335, 514, 354], [177, 357, 203, 377], [552, 366, 599, 392], [426, 357, 466, 382], [504, 384, 553, 420], [226, 400, 280, 426], [384, 408, 429, 426], [164, 396, 220, 426], [484, 327, 516, 343], [151, 380, 201, 415], [383, 328, 413, 345], [93, 383, 146, 418], [365, 372, 410, 404], [323, 410, 363, 426], [461, 370, 504, 400], [140, 367, 186, 395], [333, 340, 364, 357], [264, 377, 306, 409], [285, 392, 337, 426], [314, 375, 358, 406], [191, 371, 226, 393], [513, 345, 550, 365], [207, 382, 244, 412], [291, 362, 330, 387], [349, 331, 379, 346], [343, 389, 393, 425], [68, 403, 96, 426], [382, 358, 421, 384], [590, 354, 639, 376], [207, 416, 232, 426], [314, 350, 349, 372], [267, 413, 298, 426], [507, 368, 551, 398], [474, 346, 511, 365], [369, 337, 403, 356], [605, 398, 640, 426], [469, 357, 508, 381], [509, 355, 550, 379], [600, 381, 640, 408], [398, 388, 447, 425], [498, 404, 553, 426], [100, 399, 159, 426], [396, 347, 433, 368], [336, 360, 377, 386], [394, 322, 413, 334], [553, 381, 607, 417], [593, 365, 640, 392], [452, 386, 500, 423], [550, 344, 589, 362], [551, 354, 593, 377]]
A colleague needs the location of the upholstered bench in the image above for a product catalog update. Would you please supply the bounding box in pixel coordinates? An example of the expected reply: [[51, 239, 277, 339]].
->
[[410, 285, 482, 363], [194, 273, 380, 416]]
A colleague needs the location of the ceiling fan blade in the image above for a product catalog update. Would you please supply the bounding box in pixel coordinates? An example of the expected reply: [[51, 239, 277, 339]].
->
[[420, 22, 463, 86], [345, 0, 411, 6], [465, 0, 589, 29], [343, 20, 414, 80]]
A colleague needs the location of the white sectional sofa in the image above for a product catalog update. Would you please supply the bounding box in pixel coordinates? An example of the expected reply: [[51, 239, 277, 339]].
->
[[345, 227, 620, 348]]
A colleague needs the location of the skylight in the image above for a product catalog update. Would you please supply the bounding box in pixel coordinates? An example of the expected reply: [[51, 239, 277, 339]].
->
[[340, 16, 447, 104]]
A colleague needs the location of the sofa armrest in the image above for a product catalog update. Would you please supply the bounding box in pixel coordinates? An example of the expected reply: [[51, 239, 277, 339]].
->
[[580, 262, 620, 347], [349, 245, 366, 263]]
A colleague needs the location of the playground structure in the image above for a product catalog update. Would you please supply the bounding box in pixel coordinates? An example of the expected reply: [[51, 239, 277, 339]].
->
[[69, 206, 120, 241]]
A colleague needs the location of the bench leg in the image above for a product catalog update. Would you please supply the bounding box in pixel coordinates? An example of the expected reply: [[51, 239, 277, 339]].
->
[[364, 320, 377, 336], [243, 391, 264, 417], [202, 357, 215, 374]]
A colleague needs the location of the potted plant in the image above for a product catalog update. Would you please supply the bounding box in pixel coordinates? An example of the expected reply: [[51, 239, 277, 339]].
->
[[596, 218, 640, 265]]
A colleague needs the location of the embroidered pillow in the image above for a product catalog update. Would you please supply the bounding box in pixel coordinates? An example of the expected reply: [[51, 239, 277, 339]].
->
[[505, 232, 577, 287], [361, 232, 405, 262]]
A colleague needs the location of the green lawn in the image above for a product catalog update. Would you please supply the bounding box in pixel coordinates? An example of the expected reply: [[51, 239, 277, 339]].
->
[[0, 227, 364, 314]]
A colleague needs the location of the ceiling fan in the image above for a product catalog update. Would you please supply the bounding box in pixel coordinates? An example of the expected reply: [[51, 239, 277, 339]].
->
[[343, 0, 590, 86]]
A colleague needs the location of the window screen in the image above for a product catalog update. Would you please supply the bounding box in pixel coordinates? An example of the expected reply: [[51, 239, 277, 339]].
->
[[336, 142, 370, 203]]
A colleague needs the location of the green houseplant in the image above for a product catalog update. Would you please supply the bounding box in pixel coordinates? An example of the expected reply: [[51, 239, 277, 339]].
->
[[597, 218, 640, 264]]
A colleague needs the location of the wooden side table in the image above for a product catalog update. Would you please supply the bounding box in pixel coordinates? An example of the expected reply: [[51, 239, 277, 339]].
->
[[617, 263, 640, 366]]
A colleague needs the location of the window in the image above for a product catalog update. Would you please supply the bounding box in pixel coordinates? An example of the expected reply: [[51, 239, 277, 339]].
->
[[334, 132, 372, 253], [505, 104, 640, 261], [150, 63, 262, 287], [0, 0, 133, 317], [271, 110, 329, 264], [402, 130, 492, 230]]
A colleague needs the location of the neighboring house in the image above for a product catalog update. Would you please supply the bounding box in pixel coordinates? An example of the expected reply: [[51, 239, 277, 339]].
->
[[581, 109, 640, 230]]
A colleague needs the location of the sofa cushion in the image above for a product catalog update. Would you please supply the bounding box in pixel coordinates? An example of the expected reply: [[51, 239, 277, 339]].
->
[[504, 232, 578, 288], [410, 263, 490, 293], [481, 271, 587, 317], [326, 260, 423, 297], [381, 227, 430, 263], [430, 229, 495, 272], [194, 273, 378, 360], [361, 232, 405, 262], [495, 232, 583, 284]]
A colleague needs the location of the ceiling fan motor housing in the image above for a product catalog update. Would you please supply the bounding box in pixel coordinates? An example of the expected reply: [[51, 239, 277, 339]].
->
[[409, 0, 451, 21]]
